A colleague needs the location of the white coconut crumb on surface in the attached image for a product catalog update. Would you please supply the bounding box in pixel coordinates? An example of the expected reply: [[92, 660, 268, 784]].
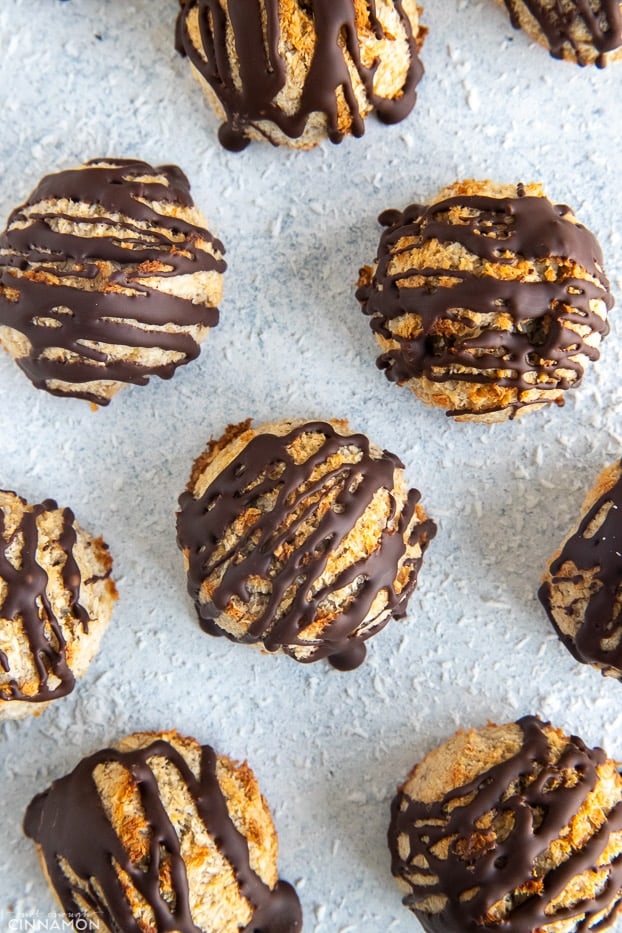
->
[[0, 0, 621, 930]]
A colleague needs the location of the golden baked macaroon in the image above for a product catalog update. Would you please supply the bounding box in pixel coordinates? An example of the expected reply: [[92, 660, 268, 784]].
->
[[497, 0, 622, 66], [388, 716, 622, 931], [0, 490, 117, 721], [0, 158, 225, 405], [357, 180, 613, 423], [175, 0, 426, 151], [24, 729, 303, 932], [176, 418, 435, 670], [539, 460, 622, 680]]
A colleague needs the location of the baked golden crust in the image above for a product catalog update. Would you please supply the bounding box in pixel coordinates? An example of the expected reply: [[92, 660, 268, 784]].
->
[[0, 158, 225, 405], [389, 717, 622, 931], [0, 489, 117, 721], [357, 180, 613, 423], [24, 730, 302, 932], [177, 418, 435, 669], [496, 0, 622, 66], [176, 0, 426, 150], [539, 460, 622, 679]]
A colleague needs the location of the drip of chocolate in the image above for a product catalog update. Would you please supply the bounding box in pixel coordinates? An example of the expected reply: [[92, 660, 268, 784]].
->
[[539, 462, 622, 674], [0, 495, 95, 703], [389, 716, 622, 931], [24, 738, 302, 932], [177, 422, 435, 670], [357, 188, 613, 418], [175, 0, 424, 151], [503, 0, 622, 67], [0, 159, 225, 404]]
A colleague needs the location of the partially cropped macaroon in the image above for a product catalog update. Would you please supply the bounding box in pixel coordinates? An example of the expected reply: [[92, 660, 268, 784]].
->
[[0, 490, 117, 720], [0, 158, 225, 405], [175, 0, 426, 151], [497, 0, 622, 66], [357, 180, 614, 423], [389, 716, 622, 931], [24, 729, 303, 932], [176, 418, 435, 670], [539, 460, 622, 680]]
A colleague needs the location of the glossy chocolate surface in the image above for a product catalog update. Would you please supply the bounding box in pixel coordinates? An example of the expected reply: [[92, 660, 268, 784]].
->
[[540, 462, 622, 675], [0, 495, 100, 703], [357, 188, 613, 418], [389, 716, 622, 931], [503, 0, 622, 66], [0, 159, 225, 403], [176, 0, 424, 149], [177, 421, 435, 669], [24, 737, 303, 932]]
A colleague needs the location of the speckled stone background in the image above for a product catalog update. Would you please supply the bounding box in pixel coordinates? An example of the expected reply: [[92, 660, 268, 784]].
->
[[0, 1, 621, 930]]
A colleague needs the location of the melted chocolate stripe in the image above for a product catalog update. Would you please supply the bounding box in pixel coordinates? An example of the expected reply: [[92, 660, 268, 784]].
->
[[539, 462, 622, 673], [30, 159, 196, 208], [0, 160, 225, 403], [177, 422, 435, 670], [358, 190, 613, 417], [503, 0, 622, 66], [23, 739, 302, 933], [8, 212, 210, 269], [389, 717, 622, 932], [404, 194, 608, 278], [176, 0, 423, 151], [0, 497, 88, 702]]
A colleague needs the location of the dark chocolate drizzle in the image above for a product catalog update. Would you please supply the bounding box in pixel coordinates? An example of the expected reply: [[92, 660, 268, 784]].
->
[[0, 494, 95, 703], [24, 737, 302, 932], [175, 0, 424, 151], [539, 462, 622, 676], [177, 421, 435, 670], [503, 0, 622, 67], [356, 188, 613, 418], [0, 159, 225, 404], [388, 716, 622, 932]]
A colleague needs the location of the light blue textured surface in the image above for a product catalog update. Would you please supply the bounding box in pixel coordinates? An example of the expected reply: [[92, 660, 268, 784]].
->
[[0, 1, 621, 929]]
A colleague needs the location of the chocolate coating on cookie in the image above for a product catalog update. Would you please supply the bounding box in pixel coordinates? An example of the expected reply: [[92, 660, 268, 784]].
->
[[502, 0, 622, 66], [24, 736, 302, 932], [0, 498, 84, 702], [540, 461, 622, 678], [389, 716, 622, 931], [357, 182, 613, 421], [0, 491, 115, 712], [175, 0, 424, 151], [177, 420, 435, 669], [0, 159, 225, 404]]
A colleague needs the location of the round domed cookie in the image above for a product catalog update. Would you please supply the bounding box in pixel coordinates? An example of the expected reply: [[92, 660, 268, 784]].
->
[[539, 460, 622, 680], [356, 180, 613, 423], [176, 418, 435, 670], [24, 729, 303, 932], [497, 0, 622, 66], [0, 158, 225, 405], [388, 716, 622, 931], [0, 490, 117, 721], [175, 0, 426, 151]]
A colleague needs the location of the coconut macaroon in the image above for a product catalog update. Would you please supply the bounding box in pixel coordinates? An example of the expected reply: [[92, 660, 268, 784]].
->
[[539, 460, 622, 680], [24, 730, 303, 932], [175, 0, 426, 151], [497, 0, 622, 67], [176, 418, 435, 670], [0, 490, 117, 721], [356, 180, 613, 423], [388, 716, 622, 932], [0, 158, 226, 405]]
